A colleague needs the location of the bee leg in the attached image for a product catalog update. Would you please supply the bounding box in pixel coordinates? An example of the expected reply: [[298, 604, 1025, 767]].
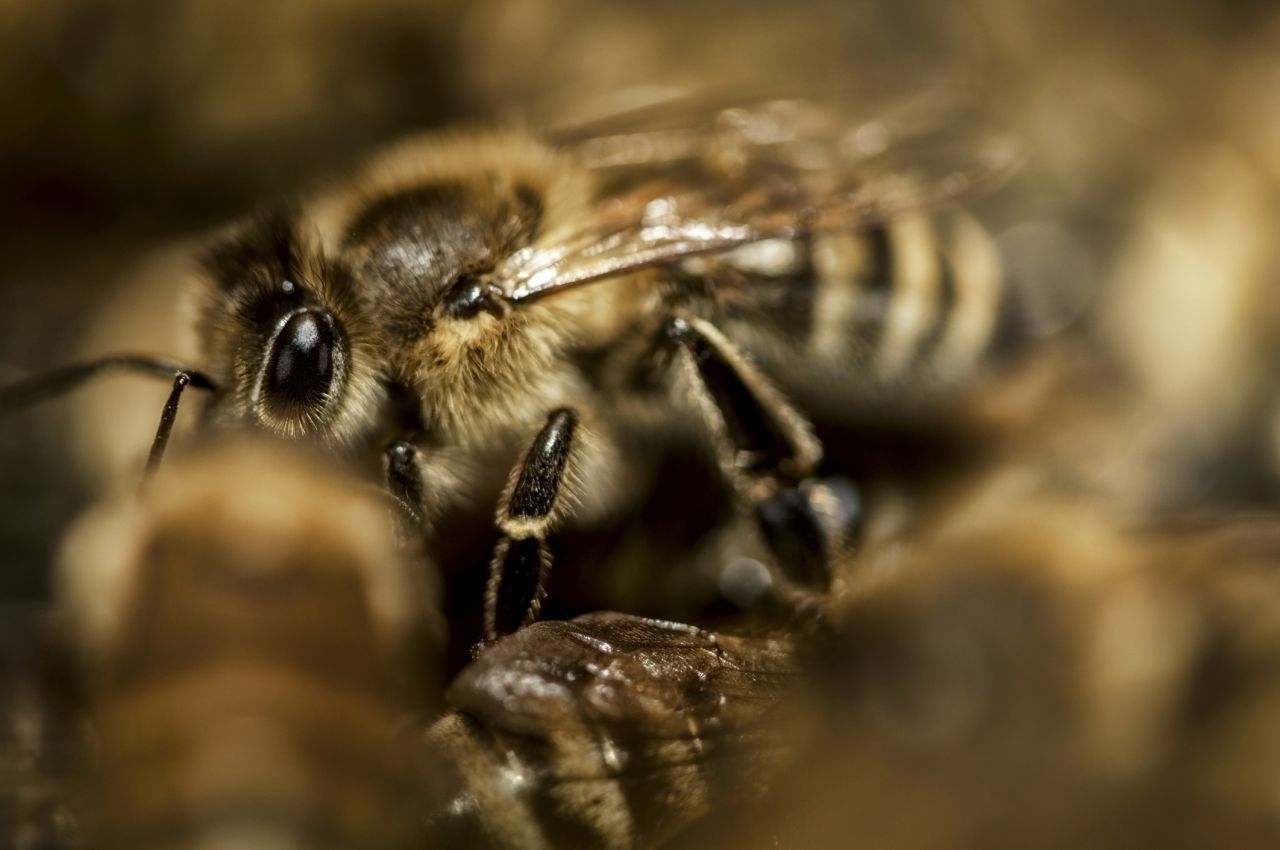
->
[[483, 408, 580, 644], [665, 315, 853, 592], [665, 316, 822, 485], [754, 475, 862, 589], [383, 440, 427, 547]]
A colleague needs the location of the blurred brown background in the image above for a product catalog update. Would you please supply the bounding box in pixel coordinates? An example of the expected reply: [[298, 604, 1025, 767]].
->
[[2, 1, 1280, 848]]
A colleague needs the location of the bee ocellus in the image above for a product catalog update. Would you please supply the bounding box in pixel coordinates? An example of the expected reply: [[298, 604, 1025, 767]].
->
[[683, 499, 1280, 850]]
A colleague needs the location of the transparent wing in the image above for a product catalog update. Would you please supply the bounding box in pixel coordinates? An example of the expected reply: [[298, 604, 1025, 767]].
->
[[501, 87, 1022, 303], [425, 614, 798, 846]]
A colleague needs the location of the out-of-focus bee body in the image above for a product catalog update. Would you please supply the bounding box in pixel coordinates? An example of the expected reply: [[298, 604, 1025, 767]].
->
[[58, 441, 438, 850], [680, 498, 1280, 850]]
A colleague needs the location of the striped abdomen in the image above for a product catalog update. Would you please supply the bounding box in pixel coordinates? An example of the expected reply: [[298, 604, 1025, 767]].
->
[[695, 212, 1003, 395]]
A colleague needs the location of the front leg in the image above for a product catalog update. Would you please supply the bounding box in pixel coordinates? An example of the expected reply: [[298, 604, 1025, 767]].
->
[[483, 408, 582, 643]]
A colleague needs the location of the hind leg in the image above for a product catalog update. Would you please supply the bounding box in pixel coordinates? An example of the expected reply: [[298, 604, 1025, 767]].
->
[[665, 315, 861, 597]]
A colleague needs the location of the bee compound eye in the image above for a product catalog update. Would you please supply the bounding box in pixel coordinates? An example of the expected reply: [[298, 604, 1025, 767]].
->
[[262, 308, 340, 418]]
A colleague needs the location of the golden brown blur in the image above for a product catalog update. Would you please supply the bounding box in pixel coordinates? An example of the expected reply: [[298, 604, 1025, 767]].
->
[[3, 1, 1280, 849], [58, 439, 439, 850]]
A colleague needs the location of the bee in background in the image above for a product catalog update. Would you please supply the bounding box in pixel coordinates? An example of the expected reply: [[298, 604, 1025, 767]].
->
[[53, 438, 800, 850], [666, 489, 1280, 850], [56, 439, 439, 850], [3, 89, 1020, 642]]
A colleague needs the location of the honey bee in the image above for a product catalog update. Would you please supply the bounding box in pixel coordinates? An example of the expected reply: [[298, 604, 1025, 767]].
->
[[52, 437, 800, 850], [2, 91, 1019, 642]]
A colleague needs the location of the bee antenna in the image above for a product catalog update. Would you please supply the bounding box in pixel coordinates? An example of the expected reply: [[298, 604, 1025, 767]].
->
[[141, 371, 198, 484], [0, 354, 218, 418]]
